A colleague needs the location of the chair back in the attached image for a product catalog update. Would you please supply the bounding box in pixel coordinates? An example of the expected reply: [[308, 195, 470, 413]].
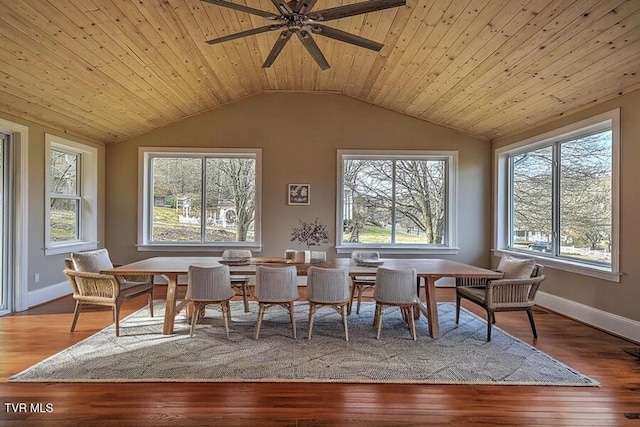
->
[[528, 264, 545, 300], [222, 249, 252, 259], [187, 264, 234, 301], [351, 251, 380, 262], [70, 249, 114, 272], [374, 267, 418, 304], [254, 265, 299, 302], [306, 267, 350, 303]]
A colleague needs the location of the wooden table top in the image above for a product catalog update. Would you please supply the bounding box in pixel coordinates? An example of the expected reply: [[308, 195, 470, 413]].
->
[[105, 256, 502, 279]]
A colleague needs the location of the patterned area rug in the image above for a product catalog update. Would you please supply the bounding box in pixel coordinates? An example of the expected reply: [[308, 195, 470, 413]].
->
[[10, 302, 598, 385]]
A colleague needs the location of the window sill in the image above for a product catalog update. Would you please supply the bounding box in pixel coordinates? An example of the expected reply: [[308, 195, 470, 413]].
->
[[137, 243, 262, 253], [336, 245, 459, 256], [493, 249, 621, 282], [45, 241, 98, 256]]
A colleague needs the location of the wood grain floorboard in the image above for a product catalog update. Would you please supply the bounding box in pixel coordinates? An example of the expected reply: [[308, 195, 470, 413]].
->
[[1, 287, 639, 426]]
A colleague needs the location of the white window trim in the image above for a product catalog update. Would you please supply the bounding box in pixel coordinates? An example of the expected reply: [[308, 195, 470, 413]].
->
[[335, 149, 458, 255], [44, 134, 98, 256], [493, 109, 620, 282], [137, 146, 262, 252]]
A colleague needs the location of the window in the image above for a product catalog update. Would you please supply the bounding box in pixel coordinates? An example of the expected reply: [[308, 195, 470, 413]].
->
[[45, 134, 98, 255], [336, 150, 458, 254], [138, 147, 261, 250], [495, 109, 620, 281]]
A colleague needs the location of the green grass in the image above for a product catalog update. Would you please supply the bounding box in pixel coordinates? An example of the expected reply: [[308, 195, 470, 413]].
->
[[344, 225, 431, 244]]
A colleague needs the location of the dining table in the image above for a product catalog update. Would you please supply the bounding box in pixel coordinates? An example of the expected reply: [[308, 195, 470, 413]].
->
[[103, 256, 502, 338]]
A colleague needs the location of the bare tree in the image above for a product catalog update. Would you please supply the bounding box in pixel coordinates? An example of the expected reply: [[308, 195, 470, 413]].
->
[[208, 158, 255, 241], [512, 131, 612, 254], [343, 158, 446, 244]]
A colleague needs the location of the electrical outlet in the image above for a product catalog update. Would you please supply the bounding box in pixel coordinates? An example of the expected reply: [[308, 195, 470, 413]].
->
[[34, 273, 40, 283]]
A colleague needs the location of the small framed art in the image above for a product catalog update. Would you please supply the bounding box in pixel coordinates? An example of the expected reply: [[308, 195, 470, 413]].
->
[[288, 184, 310, 205]]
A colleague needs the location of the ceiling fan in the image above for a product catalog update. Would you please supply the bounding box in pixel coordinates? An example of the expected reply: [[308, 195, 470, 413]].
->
[[201, 0, 406, 70]]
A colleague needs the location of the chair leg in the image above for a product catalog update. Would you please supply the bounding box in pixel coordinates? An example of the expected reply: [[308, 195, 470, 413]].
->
[[376, 305, 385, 339], [308, 303, 316, 340], [341, 304, 349, 341], [486, 310, 492, 341], [70, 301, 82, 332], [254, 304, 266, 339], [455, 294, 461, 325], [288, 301, 297, 340], [148, 293, 154, 318], [356, 285, 364, 314], [408, 306, 416, 341], [527, 309, 538, 339], [242, 282, 249, 313], [221, 302, 230, 338], [190, 303, 201, 337], [491, 312, 496, 324], [373, 302, 380, 326], [348, 283, 355, 315]]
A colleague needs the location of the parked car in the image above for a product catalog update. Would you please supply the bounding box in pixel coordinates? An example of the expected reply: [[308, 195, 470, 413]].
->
[[528, 241, 551, 252]]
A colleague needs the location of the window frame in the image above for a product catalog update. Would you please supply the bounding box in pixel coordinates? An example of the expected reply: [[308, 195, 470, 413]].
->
[[44, 134, 98, 256], [137, 147, 262, 252], [494, 109, 620, 282], [335, 149, 458, 255]]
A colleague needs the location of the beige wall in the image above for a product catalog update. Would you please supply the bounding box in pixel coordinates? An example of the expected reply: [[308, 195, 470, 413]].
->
[[493, 89, 640, 322], [105, 93, 492, 267], [0, 111, 105, 294]]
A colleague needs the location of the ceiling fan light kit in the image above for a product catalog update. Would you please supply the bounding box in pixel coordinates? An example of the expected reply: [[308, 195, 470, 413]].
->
[[201, 0, 406, 69]]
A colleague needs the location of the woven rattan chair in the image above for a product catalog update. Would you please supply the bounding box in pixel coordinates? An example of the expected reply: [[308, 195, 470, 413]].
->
[[306, 266, 352, 341], [186, 264, 235, 338], [253, 265, 299, 339], [349, 251, 380, 315], [64, 249, 154, 337], [221, 249, 252, 312], [373, 267, 419, 341], [455, 258, 545, 341]]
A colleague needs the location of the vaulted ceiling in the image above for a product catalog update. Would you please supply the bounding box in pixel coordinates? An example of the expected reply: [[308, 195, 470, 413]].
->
[[1, 0, 639, 144]]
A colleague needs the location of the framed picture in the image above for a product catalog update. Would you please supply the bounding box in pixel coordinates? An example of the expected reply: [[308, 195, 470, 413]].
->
[[288, 184, 310, 205]]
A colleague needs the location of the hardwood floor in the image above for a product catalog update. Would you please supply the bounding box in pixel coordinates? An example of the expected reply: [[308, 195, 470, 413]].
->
[[1, 286, 639, 426]]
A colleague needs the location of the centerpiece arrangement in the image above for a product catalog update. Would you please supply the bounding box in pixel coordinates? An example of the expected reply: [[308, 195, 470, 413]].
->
[[288, 218, 329, 263]]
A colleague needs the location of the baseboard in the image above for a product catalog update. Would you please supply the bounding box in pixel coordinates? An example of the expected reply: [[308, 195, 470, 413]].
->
[[535, 291, 640, 344], [27, 281, 71, 309]]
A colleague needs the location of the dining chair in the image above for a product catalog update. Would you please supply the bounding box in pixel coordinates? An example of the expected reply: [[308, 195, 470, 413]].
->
[[349, 250, 380, 315], [186, 264, 235, 338], [456, 256, 545, 341], [253, 265, 299, 339], [221, 249, 252, 312], [373, 267, 419, 341], [306, 266, 352, 341], [64, 248, 154, 337]]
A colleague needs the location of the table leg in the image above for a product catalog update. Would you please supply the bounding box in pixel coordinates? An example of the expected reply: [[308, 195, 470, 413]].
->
[[417, 276, 440, 339], [162, 273, 178, 335]]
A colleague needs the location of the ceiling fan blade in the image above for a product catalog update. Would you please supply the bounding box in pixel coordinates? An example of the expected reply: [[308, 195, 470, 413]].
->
[[294, 0, 318, 14], [206, 24, 284, 45], [296, 30, 330, 70], [201, 0, 280, 19], [307, 0, 406, 22], [270, 0, 293, 15], [310, 24, 383, 51], [263, 30, 293, 68]]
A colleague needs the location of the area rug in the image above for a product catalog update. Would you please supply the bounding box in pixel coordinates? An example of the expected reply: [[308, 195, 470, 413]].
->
[[10, 302, 598, 385]]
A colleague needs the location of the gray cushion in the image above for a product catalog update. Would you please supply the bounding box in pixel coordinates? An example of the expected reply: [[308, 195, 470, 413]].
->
[[71, 249, 114, 273], [497, 255, 536, 279]]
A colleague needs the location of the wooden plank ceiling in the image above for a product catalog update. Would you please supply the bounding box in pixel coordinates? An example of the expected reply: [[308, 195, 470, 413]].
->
[[0, 0, 639, 144]]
